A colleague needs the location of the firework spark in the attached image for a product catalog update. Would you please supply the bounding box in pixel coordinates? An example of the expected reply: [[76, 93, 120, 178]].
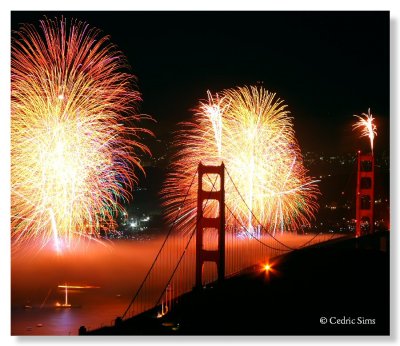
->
[[162, 86, 319, 236], [11, 17, 151, 252], [353, 108, 377, 153]]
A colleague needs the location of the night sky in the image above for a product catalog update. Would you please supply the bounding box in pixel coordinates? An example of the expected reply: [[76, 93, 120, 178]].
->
[[11, 11, 390, 155]]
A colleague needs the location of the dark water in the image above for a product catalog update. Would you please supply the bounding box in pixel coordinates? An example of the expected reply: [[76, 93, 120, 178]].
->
[[12, 300, 127, 336], [11, 239, 163, 335]]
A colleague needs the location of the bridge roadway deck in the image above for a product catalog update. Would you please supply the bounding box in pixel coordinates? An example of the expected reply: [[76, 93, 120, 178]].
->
[[85, 231, 389, 335]]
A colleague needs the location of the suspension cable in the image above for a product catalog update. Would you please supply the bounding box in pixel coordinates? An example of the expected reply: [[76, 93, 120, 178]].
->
[[121, 168, 198, 319], [224, 167, 342, 250], [201, 171, 291, 252], [224, 167, 295, 250], [154, 172, 220, 307], [298, 153, 357, 248], [224, 204, 291, 252]]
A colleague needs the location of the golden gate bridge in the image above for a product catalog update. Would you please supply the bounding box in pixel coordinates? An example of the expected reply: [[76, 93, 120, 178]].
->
[[82, 152, 379, 334], [117, 164, 340, 322]]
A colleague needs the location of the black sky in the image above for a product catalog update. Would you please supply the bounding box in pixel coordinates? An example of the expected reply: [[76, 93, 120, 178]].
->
[[11, 11, 390, 155]]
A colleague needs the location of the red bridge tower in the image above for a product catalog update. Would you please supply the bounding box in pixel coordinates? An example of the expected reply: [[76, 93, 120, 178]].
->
[[355, 151, 375, 237], [196, 162, 225, 287]]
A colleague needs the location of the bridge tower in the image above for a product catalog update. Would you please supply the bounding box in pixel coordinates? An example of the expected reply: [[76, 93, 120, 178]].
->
[[196, 162, 225, 287], [355, 151, 375, 237]]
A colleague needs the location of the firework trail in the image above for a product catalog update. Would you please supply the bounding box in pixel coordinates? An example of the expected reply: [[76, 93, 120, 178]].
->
[[162, 86, 319, 236], [353, 108, 377, 153], [11, 17, 151, 252]]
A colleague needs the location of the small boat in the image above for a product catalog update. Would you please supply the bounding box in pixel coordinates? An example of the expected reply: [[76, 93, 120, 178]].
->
[[55, 282, 99, 308], [36, 323, 43, 327], [55, 283, 80, 308], [23, 300, 33, 309]]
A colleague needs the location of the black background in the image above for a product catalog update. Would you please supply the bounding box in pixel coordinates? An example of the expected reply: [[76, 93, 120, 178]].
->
[[11, 11, 390, 155]]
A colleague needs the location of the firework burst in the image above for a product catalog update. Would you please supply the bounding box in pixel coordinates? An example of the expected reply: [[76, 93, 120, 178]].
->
[[162, 86, 319, 236], [11, 17, 151, 252], [353, 108, 377, 153]]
